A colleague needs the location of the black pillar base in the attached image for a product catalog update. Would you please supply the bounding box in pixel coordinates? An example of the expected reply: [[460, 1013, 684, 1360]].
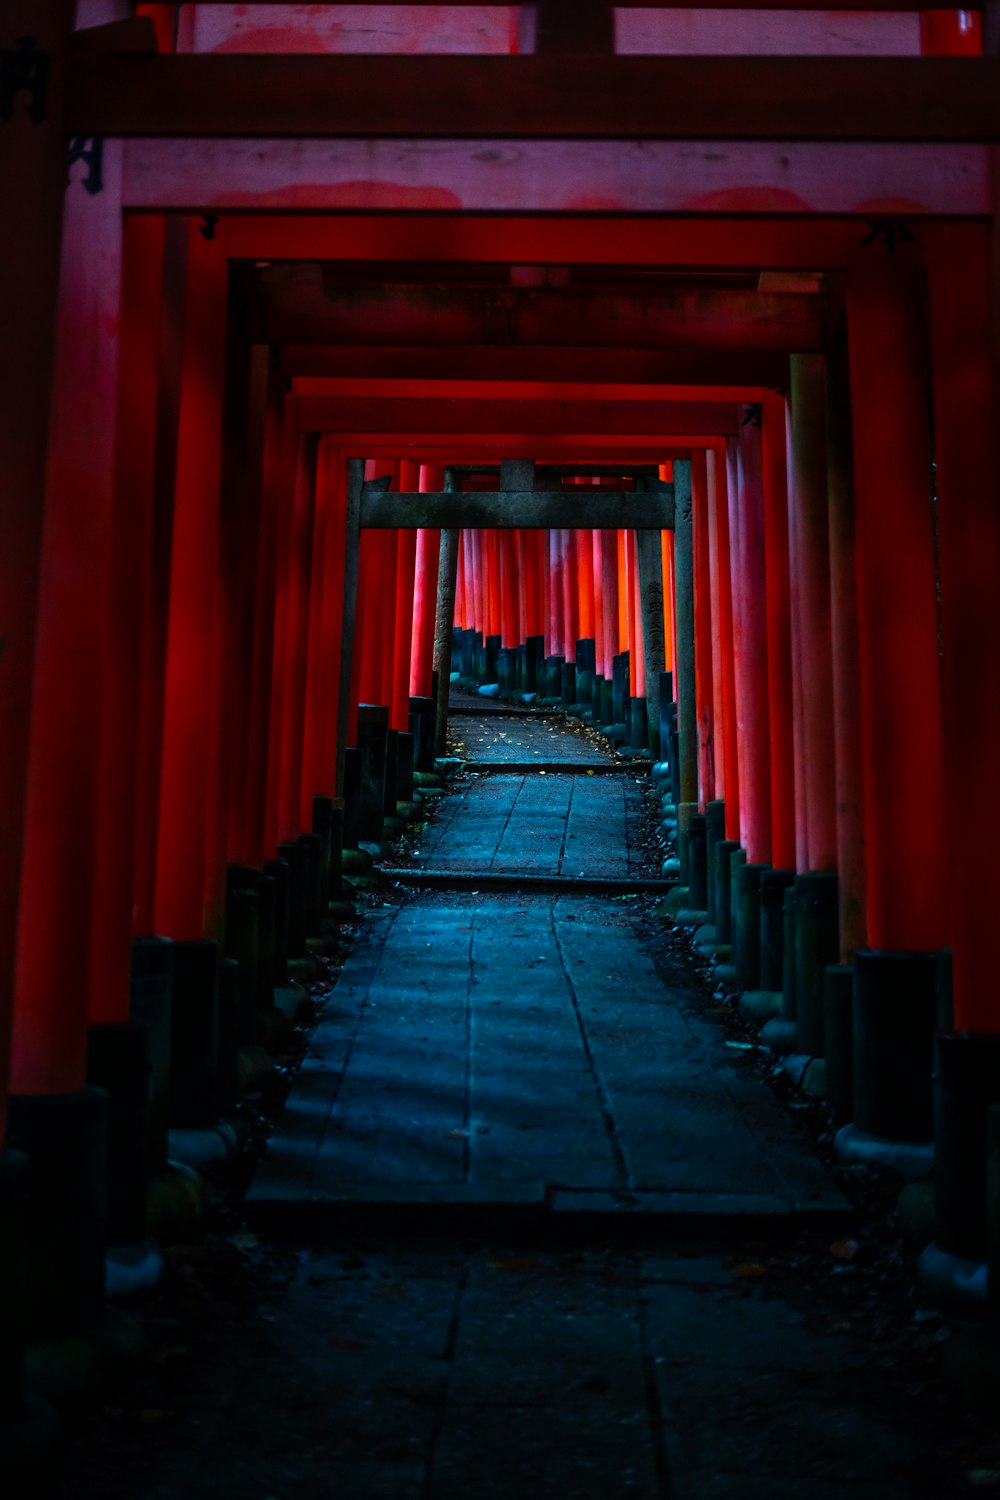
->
[[704, 801, 726, 926], [86, 1023, 149, 1246], [342, 746, 363, 850], [628, 695, 648, 752], [169, 939, 220, 1128], [853, 948, 938, 1143], [734, 863, 770, 991], [408, 695, 436, 772], [561, 661, 577, 707], [277, 841, 310, 959], [356, 704, 389, 842], [823, 963, 854, 1124], [129, 936, 173, 1177], [395, 730, 415, 804], [713, 840, 741, 945], [687, 814, 708, 910], [7, 1089, 108, 1339], [933, 1031, 1000, 1262], [0, 1148, 30, 1409], [759, 868, 795, 992], [794, 872, 840, 1058]]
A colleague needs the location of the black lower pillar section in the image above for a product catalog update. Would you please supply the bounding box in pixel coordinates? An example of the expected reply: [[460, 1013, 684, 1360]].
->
[[264, 859, 289, 985], [0, 1147, 30, 1407], [497, 647, 516, 692], [759, 869, 796, 991], [342, 747, 363, 850], [561, 661, 577, 706], [407, 695, 436, 772], [526, 635, 545, 693], [687, 814, 708, 910], [713, 840, 741, 945], [169, 940, 220, 1127], [704, 801, 726, 926], [311, 796, 335, 911], [277, 841, 310, 959], [794, 872, 840, 1057], [628, 696, 648, 751], [853, 949, 938, 1142], [933, 1032, 1000, 1262], [544, 655, 564, 699], [298, 831, 324, 933], [7, 1089, 109, 1338], [658, 671, 674, 764], [485, 633, 501, 684], [396, 731, 415, 804], [356, 704, 389, 841], [734, 863, 770, 991], [129, 936, 174, 1177], [86, 1023, 149, 1246], [823, 963, 854, 1124]]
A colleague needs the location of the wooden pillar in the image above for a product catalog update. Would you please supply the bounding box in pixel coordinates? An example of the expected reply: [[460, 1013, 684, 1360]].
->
[[410, 465, 443, 697], [0, 1, 74, 1124], [13, 88, 125, 1091], [711, 450, 740, 841], [591, 532, 606, 675], [788, 356, 837, 873], [636, 529, 668, 764], [761, 396, 796, 871], [692, 451, 716, 808], [846, 241, 947, 951], [927, 222, 1000, 1028], [576, 529, 595, 644], [673, 462, 698, 808], [433, 514, 460, 757], [154, 222, 229, 937], [826, 326, 867, 961], [392, 459, 420, 729], [731, 409, 772, 864]]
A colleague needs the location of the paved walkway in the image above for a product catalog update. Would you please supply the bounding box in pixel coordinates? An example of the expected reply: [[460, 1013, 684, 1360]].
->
[[250, 711, 847, 1226]]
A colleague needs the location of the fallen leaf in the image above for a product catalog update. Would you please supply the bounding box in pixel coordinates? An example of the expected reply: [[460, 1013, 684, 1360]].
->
[[137, 1408, 177, 1426], [830, 1239, 860, 1262], [730, 1261, 767, 1279]]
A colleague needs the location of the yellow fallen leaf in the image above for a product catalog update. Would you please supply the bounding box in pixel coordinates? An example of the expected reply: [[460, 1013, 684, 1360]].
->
[[730, 1261, 767, 1279]]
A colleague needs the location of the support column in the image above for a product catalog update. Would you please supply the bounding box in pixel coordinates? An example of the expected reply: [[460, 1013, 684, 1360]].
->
[[761, 395, 796, 873], [410, 467, 443, 698], [692, 451, 716, 807], [673, 462, 698, 809], [732, 411, 772, 866], [433, 521, 461, 757]]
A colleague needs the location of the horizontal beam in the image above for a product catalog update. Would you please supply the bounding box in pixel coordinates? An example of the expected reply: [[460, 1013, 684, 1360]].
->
[[167, 1, 959, 9], [360, 489, 675, 530], [69, 56, 1000, 142], [255, 284, 823, 353], [279, 344, 791, 388], [296, 397, 739, 435]]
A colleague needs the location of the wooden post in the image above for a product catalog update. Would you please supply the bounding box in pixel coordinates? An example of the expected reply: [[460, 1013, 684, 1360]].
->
[[432, 477, 460, 758], [636, 529, 668, 761], [673, 460, 698, 808], [692, 451, 716, 806], [335, 460, 366, 795]]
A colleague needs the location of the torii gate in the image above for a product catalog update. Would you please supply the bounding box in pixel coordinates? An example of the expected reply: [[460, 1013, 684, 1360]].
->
[[336, 456, 696, 804]]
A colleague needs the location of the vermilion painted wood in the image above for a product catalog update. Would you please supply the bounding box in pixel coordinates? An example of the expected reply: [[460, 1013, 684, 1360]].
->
[[500, 532, 520, 648], [66, 53, 1000, 141], [89, 215, 164, 1022], [218, 215, 858, 272], [300, 439, 334, 827], [847, 245, 947, 951], [927, 222, 1000, 1027], [280, 438, 319, 843], [710, 450, 740, 840], [704, 449, 725, 802], [0, 0, 75, 1123], [825, 348, 867, 961], [153, 221, 228, 938], [156, 0, 966, 9], [318, 443, 350, 789], [259, 285, 821, 355], [410, 465, 444, 698], [576, 529, 596, 646], [921, 9, 982, 53], [591, 532, 606, 677], [732, 411, 772, 865], [549, 532, 567, 658], [12, 125, 125, 1092], [280, 346, 790, 389], [296, 398, 739, 437], [392, 460, 421, 729], [599, 532, 620, 678], [760, 395, 796, 872], [787, 356, 837, 875], [562, 530, 580, 664], [692, 452, 715, 808]]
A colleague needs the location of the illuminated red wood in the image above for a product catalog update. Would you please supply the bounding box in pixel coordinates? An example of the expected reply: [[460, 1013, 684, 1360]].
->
[[759, 397, 796, 871], [392, 460, 421, 730], [825, 349, 867, 960], [260, 284, 821, 354], [927, 222, 1000, 1027], [709, 450, 740, 840], [787, 356, 837, 874], [410, 465, 444, 698], [0, 0, 74, 1128], [847, 244, 947, 951], [692, 453, 715, 807], [153, 223, 229, 936], [13, 130, 125, 1091], [562, 530, 580, 663], [730, 411, 772, 864], [67, 53, 1000, 142]]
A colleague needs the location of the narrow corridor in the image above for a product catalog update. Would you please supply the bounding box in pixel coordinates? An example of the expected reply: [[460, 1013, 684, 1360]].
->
[[63, 703, 970, 1500]]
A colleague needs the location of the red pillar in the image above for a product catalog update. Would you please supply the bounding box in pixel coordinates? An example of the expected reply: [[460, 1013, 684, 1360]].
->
[[13, 130, 125, 1090], [787, 358, 837, 874], [500, 531, 520, 648], [154, 224, 230, 934], [600, 531, 620, 674], [692, 452, 716, 808], [731, 410, 772, 865], [927, 223, 1000, 1027], [410, 464, 444, 696], [846, 243, 948, 951], [761, 397, 796, 871], [562, 529, 580, 662], [576, 529, 595, 645], [549, 531, 566, 657], [711, 450, 740, 841]]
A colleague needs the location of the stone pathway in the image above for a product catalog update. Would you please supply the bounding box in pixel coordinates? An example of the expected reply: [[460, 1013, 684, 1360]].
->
[[250, 712, 847, 1227], [118, 1238, 928, 1500]]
